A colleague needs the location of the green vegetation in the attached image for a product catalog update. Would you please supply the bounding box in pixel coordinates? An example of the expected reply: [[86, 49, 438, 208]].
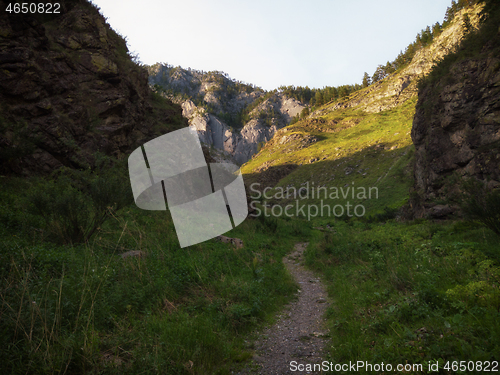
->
[[278, 84, 361, 109], [0, 170, 309, 374], [460, 179, 500, 236], [27, 159, 131, 245], [243, 97, 417, 216], [305, 219, 500, 372], [2, 1, 498, 373], [7, 164, 498, 374]]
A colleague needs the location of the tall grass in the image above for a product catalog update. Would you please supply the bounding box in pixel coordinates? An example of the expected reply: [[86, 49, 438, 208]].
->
[[0, 172, 308, 374], [305, 219, 500, 372]]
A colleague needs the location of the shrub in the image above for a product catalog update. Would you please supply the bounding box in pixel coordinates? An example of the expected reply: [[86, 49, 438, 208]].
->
[[460, 179, 500, 236], [28, 160, 132, 244], [256, 213, 278, 233]]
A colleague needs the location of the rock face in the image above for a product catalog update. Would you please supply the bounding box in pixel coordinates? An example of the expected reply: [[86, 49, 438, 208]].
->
[[148, 64, 306, 165], [323, 4, 484, 115], [411, 9, 500, 217], [148, 64, 263, 116], [0, 1, 186, 175]]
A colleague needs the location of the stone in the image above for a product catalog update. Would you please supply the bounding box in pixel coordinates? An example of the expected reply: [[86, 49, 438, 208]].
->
[[215, 235, 244, 249], [147, 64, 307, 165]]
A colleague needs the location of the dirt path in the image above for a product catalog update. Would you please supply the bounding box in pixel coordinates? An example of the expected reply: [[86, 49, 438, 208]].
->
[[238, 243, 330, 374]]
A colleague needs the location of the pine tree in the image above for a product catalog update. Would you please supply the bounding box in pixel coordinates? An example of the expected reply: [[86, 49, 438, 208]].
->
[[362, 72, 371, 87], [372, 65, 387, 83], [384, 61, 395, 75], [315, 91, 324, 106], [421, 26, 432, 45], [300, 107, 310, 119], [432, 22, 442, 38], [338, 86, 349, 98]]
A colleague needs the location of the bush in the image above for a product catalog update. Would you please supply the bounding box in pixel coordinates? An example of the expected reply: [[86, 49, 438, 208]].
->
[[460, 179, 500, 236], [256, 213, 278, 233], [28, 160, 132, 244], [363, 206, 399, 223]]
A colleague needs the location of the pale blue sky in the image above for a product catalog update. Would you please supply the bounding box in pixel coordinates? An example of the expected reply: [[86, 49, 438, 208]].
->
[[91, 0, 453, 91]]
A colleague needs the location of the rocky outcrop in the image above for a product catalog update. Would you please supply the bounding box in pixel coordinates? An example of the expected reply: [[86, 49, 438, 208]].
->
[[178, 93, 305, 165], [233, 120, 279, 165], [411, 8, 500, 217], [0, 1, 186, 175], [148, 64, 263, 116], [149, 64, 306, 165], [181, 101, 275, 165], [231, 93, 305, 164]]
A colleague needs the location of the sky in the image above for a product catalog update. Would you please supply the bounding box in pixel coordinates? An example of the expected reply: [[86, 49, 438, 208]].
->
[[90, 0, 453, 91]]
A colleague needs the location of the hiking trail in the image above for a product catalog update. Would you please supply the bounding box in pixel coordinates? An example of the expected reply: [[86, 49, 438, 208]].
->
[[238, 242, 330, 374]]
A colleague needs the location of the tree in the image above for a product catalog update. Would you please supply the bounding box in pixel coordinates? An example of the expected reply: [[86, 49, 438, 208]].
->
[[432, 22, 442, 38], [338, 86, 349, 98], [421, 26, 432, 46], [300, 107, 310, 119], [314, 90, 324, 106], [362, 72, 371, 87], [384, 61, 395, 75], [444, 1, 458, 25], [372, 65, 388, 83]]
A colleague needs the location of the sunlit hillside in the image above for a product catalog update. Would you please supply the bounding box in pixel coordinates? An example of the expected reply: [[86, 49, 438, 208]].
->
[[241, 2, 484, 218]]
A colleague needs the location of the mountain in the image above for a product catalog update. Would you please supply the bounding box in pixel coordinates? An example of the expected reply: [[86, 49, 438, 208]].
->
[[240, 1, 491, 218], [0, 0, 186, 175], [147, 64, 306, 164]]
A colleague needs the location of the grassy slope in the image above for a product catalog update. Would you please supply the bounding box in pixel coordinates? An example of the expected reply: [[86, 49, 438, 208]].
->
[[242, 95, 417, 219]]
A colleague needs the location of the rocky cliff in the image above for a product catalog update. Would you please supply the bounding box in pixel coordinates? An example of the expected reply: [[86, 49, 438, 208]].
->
[[0, 0, 186, 175], [148, 64, 306, 165], [411, 1, 500, 217]]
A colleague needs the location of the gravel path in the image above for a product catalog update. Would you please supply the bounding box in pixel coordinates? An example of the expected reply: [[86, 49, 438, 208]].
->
[[237, 243, 330, 374]]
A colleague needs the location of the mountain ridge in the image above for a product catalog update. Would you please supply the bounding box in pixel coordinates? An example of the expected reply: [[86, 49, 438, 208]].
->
[[148, 63, 306, 164]]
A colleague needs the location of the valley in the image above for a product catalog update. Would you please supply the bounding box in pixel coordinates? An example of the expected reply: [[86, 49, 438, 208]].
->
[[0, 0, 499, 374]]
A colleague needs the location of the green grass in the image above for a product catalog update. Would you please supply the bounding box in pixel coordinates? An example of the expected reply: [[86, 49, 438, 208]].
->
[[242, 98, 417, 219], [0, 175, 309, 374], [305, 219, 500, 373]]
